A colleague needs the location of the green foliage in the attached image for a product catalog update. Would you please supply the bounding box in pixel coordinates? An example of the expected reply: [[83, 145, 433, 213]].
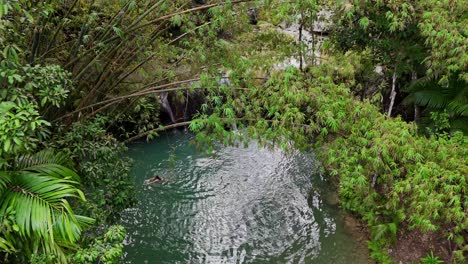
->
[[0, 15, 73, 156], [368, 239, 393, 264], [191, 50, 467, 262], [109, 96, 161, 140], [53, 117, 136, 224], [72, 225, 126, 264], [0, 62, 72, 156], [0, 150, 94, 263], [0, 205, 16, 253], [403, 73, 467, 133], [1, 9, 91, 260], [30, 254, 58, 264], [0, 101, 49, 157], [330, 0, 467, 126], [0, 0, 260, 123], [418, 0, 467, 82], [1, 0, 466, 263], [1, 0, 262, 261], [371, 222, 397, 243], [420, 251, 443, 264]]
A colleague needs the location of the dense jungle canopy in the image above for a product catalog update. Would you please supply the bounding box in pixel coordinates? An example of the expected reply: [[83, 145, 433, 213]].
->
[[0, 0, 466, 263]]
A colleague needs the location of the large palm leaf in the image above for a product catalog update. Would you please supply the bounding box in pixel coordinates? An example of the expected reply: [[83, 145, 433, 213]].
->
[[404, 75, 467, 116], [0, 150, 94, 262], [403, 74, 467, 133]]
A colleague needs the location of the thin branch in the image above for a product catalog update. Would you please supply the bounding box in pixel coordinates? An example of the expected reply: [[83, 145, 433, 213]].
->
[[54, 78, 199, 122], [124, 121, 192, 143], [54, 77, 259, 122], [86, 84, 252, 119], [45, 0, 80, 53], [125, 115, 315, 143], [106, 21, 214, 95], [64, 0, 250, 68]]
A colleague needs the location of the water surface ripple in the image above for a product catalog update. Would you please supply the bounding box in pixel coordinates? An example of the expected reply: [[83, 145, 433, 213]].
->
[[122, 133, 370, 264]]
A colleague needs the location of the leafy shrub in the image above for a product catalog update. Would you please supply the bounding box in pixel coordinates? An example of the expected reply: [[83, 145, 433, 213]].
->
[[0, 62, 72, 157], [420, 251, 444, 264], [191, 57, 467, 262], [108, 96, 161, 140], [72, 225, 126, 264], [53, 116, 136, 224]]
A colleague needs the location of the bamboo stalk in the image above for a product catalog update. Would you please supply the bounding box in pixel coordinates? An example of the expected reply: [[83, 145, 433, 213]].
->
[[106, 20, 214, 96], [131, 0, 254, 31], [124, 116, 313, 143], [55, 82, 256, 122], [45, 0, 80, 53], [57, 79, 197, 120]]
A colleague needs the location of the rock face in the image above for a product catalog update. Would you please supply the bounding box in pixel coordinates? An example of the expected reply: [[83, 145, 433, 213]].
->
[[274, 10, 332, 70], [323, 191, 340, 206]]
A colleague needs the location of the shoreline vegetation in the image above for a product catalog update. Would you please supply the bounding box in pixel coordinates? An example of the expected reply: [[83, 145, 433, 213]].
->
[[0, 0, 466, 263]]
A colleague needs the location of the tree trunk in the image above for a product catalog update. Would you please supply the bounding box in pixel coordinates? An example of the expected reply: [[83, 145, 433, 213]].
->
[[360, 84, 366, 101], [414, 105, 421, 122], [412, 72, 421, 122], [311, 26, 316, 66], [387, 72, 397, 117], [299, 23, 303, 72]]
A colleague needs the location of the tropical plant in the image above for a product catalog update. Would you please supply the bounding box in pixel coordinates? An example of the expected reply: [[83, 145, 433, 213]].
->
[[329, 0, 467, 122], [403, 73, 467, 133], [189, 49, 467, 262], [72, 225, 126, 264], [1, 0, 260, 124], [1, 0, 466, 263], [420, 251, 444, 264], [0, 149, 94, 263], [53, 117, 136, 224]]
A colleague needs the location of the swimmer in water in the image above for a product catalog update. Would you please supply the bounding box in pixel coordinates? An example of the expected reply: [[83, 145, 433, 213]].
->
[[144, 175, 163, 184]]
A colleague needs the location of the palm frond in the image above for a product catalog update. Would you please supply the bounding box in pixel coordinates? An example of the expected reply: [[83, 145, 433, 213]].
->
[[401, 93, 415, 106], [0, 171, 11, 194], [447, 100, 468, 116], [22, 164, 80, 181], [0, 158, 93, 259], [75, 215, 95, 227], [403, 75, 435, 93], [414, 90, 447, 109], [15, 149, 74, 170], [404, 74, 467, 119], [0, 236, 15, 253], [445, 75, 467, 99]]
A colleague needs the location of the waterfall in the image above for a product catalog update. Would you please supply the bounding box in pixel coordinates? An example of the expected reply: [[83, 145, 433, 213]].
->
[[160, 92, 176, 123], [231, 122, 238, 132]]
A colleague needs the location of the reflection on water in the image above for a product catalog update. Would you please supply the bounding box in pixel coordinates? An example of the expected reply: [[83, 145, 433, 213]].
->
[[122, 132, 370, 264]]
